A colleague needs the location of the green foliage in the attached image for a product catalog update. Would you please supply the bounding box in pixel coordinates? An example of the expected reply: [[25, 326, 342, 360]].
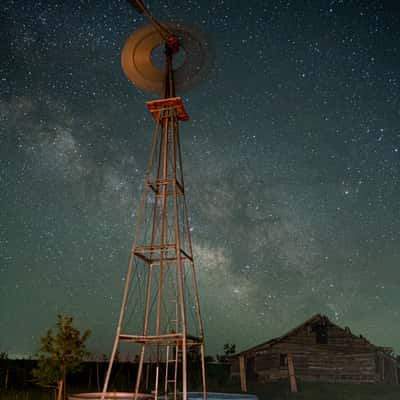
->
[[188, 346, 201, 363], [204, 355, 215, 363], [32, 314, 91, 389], [223, 343, 236, 355]]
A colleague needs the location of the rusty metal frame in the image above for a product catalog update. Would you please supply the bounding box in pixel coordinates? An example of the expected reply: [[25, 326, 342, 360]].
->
[[100, 45, 206, 400]]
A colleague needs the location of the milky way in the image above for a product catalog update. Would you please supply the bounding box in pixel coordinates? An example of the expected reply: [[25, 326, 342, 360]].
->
[[1, 0, 400, 358]]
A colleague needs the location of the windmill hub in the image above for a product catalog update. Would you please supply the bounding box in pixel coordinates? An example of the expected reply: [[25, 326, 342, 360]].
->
[[150, 44, 187, 71]]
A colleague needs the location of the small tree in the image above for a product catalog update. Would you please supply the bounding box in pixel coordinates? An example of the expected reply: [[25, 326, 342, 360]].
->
[[204, 355, 215, 363], [223, 343, 236, 356], [32, 314, 91, 400], [0, 352, 9, 390], [216, 344, 236, 363]]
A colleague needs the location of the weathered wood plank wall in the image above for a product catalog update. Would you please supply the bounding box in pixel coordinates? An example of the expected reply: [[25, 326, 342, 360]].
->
[[230, 318, 399, 385]]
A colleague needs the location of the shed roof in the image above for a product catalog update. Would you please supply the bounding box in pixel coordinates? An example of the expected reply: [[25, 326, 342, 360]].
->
[[232, 314, 391, 357]]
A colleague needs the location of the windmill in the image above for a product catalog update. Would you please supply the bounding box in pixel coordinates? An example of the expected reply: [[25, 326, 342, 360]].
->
[[70, 1, 212, 399]]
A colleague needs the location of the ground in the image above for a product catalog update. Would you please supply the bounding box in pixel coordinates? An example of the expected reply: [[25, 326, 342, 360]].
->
[[2, 381, 400, 399]]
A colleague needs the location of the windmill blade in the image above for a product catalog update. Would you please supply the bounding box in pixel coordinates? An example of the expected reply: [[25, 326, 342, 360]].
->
[[121, 23, 214, 94]]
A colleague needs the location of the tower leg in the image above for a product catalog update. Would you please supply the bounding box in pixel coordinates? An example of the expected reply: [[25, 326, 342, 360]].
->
[[135, 262, 155, 396], [182, 339, 187, 400], [135, 344, 146, 397], [98, 97, 207, 400], [200, 344, 207, 399], [101, 334, 119, 399], [101, 252, 137, 400]]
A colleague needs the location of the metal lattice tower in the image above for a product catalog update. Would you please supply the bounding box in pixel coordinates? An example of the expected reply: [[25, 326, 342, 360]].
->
[[98, 2, 212, 400]]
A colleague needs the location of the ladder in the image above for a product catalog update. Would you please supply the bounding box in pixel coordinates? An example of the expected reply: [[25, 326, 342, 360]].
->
[[165, 344, 181, 400]]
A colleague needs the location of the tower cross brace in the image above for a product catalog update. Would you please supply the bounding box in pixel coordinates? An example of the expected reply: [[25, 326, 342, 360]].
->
[[101, 46, 207, 400]]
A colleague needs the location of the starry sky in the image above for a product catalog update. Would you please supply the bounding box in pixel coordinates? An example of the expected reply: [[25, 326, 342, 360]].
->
[[1, 0, 400, 358]]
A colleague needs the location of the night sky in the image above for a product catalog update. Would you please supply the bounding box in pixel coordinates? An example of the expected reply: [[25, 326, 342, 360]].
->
[[1, 0, 400, 359]]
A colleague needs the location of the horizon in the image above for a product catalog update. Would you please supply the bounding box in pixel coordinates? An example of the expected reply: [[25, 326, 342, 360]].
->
[[1, 0, 400, 357]]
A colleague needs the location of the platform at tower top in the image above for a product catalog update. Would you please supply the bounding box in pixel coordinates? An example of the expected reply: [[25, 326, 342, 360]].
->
[[146, 97, 189, 121]]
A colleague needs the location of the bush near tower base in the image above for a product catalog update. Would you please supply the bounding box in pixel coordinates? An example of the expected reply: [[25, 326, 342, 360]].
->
[[32, 314, 91, 400]]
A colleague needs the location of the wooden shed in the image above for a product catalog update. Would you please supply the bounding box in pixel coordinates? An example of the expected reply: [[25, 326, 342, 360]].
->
[[229, 314, 399, 390]]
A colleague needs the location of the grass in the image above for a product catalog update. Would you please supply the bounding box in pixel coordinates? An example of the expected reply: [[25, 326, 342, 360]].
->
[[205, 380, 400, 400], [248, 381, 400, 400], [2, 382, 400, 400], [0, 388, 54, 400]]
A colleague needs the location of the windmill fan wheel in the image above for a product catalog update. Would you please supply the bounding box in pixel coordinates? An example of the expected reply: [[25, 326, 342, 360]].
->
[[121, 22, 213, 94]]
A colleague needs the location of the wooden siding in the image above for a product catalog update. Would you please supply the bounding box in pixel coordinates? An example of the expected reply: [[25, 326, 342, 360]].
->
[[255, 349, 376, 383], [230, 316, 399, 385]]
